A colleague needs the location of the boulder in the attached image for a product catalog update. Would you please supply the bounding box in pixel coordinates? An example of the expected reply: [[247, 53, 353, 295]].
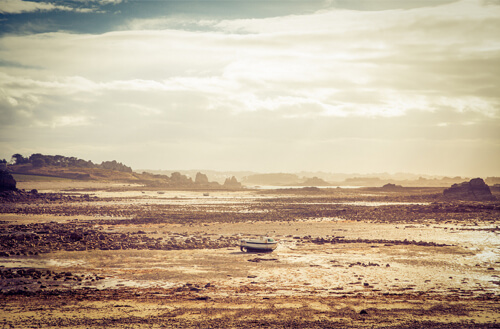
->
[[443, 178, 496, 201], [0, 170, 17, 191]]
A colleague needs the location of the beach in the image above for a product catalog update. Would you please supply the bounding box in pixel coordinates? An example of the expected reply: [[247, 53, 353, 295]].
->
[[1, 182, 499, 328]]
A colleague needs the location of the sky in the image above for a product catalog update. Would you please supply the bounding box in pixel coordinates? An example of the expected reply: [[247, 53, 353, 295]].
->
[[0, 0, 499, 176]]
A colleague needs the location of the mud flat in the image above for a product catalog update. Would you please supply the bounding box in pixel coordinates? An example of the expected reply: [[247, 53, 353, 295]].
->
[[1, 183, 499, 328]]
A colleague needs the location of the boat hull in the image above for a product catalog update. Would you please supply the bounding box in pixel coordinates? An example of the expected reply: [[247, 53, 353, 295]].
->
[[239, 239, 278, 252]]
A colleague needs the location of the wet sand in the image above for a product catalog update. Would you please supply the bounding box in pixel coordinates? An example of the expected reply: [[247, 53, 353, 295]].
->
[[1, 182, 499, 328]]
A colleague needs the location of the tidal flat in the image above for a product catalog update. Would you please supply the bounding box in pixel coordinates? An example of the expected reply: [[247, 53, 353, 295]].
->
[[1, 182, 499, 328]]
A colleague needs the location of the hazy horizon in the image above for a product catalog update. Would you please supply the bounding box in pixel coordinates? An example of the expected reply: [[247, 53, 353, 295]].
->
[[1, 0, 499, 177], [136, 168, 481, 178]]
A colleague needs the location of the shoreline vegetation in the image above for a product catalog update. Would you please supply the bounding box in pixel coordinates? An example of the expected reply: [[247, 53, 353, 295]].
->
[[3, 153, 500, 189]]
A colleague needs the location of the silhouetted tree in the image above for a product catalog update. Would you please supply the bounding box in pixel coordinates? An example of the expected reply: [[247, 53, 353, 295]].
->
[[10, 152, 133, 173], [11, 154, 28, 165], [29, 153, 46, 168], [32, 158, 45, 168], [100, 160, 132, 172]]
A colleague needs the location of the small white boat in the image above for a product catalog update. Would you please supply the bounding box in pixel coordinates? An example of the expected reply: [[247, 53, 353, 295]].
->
[[240, 236, 278, 252]]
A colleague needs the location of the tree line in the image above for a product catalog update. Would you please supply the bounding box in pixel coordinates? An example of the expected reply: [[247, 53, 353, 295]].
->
[[5, 153, 132, 173]]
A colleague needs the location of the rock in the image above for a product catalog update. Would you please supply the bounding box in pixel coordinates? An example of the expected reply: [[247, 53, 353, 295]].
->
[[381, 183, 403, 189], [301, 186, 321, 192], [223, 176, 242, 189], [70, 233, 83, 241], [170, 172, 193, 185], [247, 258, 278, 263], [195, 296, 210, 301], [195, 172, 209, 185], [301, 177, 330, 186], [0, 170, 17, 191], [443, 178, 496, 201]]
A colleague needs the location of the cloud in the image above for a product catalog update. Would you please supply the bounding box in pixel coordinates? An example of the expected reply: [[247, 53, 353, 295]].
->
[[73, 0, 123, 3], [1, 0, 499, 174], [0, 0, 96, 14], [0, 0, 69, 14], [0, 0, 125, 15]]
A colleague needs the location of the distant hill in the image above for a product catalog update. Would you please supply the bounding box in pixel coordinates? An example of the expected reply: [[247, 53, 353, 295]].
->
[[5, 153, 243, 189], [6, 153, 136, 181], [8, 153, 132, 173], [301, 177, 330, 186], [8, 163, 140, 181], [138, 169, 255, 184], [9, 153, 496, 189]]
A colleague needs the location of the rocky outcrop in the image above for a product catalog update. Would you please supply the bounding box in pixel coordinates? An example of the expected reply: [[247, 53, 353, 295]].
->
[[195, 172, 209, 185], [0, 170, 17, 191], [223, 176, 242, 189], [302, 177, 330, 186], [381, 183, 403, 190], [443, 178, 496, 201], [170, 172, 193, 185]]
